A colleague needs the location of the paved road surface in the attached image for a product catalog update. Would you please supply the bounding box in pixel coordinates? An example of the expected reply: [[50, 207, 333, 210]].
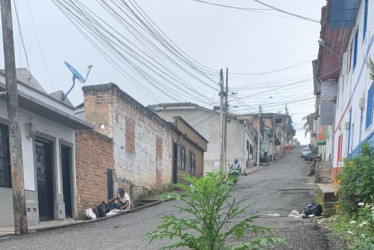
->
[[0, 148, 346, 249]]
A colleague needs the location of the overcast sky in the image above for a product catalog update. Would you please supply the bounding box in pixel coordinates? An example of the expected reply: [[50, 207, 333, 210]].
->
[[0, 0, 326, 144]]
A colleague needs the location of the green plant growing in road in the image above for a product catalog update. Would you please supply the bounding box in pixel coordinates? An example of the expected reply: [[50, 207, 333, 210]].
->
[[145, 171, 284, 249]]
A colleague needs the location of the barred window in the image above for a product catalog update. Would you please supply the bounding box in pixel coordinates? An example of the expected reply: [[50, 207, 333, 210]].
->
[[178, 146, 186, 169], [0, 124, 11, 188], [189, 152, 195, 175]]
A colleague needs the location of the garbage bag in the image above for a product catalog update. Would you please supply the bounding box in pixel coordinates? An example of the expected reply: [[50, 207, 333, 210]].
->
[[106, 209, 121, 217], [97, 201, 110, 218], [303, 202, 322, 217], [86, 208, 97, 220]]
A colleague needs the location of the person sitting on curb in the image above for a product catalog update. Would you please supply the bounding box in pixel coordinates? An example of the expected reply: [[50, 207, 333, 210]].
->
[[109, 187, 131, 211]]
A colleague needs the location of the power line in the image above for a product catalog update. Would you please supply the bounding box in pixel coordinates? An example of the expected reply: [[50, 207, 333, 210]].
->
[[26, 0, 55, 90], [13, 1, 31, 71], [252, 0, 319, 23], [52, 0, 219, 106], [192, 0, 270, 11], [229, 58, 315, 75], [130, 0, 219, 77], [191, 0, 319, 22]]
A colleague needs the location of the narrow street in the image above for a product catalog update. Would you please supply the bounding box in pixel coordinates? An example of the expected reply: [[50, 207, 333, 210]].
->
[[0, 148, 346, 250]]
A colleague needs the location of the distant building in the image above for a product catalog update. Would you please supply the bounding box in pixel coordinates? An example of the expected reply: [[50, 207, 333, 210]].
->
[[239, 113, 294, 160], [153, 103, 257, 172], [169, 116, 207, 183]]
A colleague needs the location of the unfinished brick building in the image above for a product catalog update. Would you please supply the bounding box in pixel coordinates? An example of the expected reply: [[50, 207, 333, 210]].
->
[[80, 83, 173, 200]]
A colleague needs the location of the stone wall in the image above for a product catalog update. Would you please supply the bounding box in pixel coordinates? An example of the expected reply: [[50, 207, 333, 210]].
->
[[75, 129, 114, 212]]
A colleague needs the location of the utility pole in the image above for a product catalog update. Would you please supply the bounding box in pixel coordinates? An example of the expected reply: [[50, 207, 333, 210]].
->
[[219, 69, 224, 173], [256, 105, 262, 170], [1, 0, 28, 235], [224, 68, 228, 173], [273, 113, 275, 161]]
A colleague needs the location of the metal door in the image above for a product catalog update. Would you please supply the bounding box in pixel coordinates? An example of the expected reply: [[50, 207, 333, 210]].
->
[[35, 139, 54, 221], [107, 169, 113, 200], [172, 143, 178, 183], [61, 145, 72, 218]]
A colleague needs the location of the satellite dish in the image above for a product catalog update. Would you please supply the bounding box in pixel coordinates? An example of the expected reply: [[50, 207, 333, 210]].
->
[[62, 61, 93, 100], [64, 61, 85, 83]]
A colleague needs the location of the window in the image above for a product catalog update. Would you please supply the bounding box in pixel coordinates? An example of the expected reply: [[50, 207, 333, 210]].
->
[[366, 83, 374, 129], [0, 124, 11, 188], [353, 26, 359, 71], [337, 134, 343, 163], [178, 146, 186, 169], [189, 152, 195, 174], [363, 0, 368, 42], [350, 123, 355, 153], [250, 144, 253, 155], [125, 120, 135, 153]]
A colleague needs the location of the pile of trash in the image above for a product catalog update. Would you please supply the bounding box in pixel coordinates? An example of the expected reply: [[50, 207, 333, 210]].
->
[[289, 202, 323, 219], [85, 201, 126, 220]]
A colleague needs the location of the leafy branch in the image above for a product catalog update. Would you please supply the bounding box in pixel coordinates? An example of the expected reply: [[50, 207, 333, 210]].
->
[[145, 171, 285, 249]]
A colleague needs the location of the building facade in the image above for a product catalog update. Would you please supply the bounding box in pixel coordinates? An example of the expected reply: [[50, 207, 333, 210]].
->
[[0, 69, 91, 227], [81, 83, 173, 200], [170, 116, 207, 183], [315, 0, 371, 178], [238, 113, 294, 161], [154, 103, 257, 172]]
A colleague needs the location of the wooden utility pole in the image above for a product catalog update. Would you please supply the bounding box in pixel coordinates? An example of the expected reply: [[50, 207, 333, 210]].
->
[[273, 113, 276, 161], [256, 105, 261, 170], [223, 68, 228, 173], [1, 0, 28, 235], [219, 69, 224, 172]]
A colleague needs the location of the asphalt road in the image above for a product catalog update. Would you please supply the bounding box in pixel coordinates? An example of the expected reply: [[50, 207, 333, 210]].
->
[[0, 148, 346, 249]]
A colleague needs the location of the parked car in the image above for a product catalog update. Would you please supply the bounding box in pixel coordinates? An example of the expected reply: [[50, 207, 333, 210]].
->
[[301, 147, 312, 158]]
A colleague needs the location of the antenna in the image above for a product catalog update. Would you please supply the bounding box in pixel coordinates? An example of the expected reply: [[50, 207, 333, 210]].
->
[[62, 61, 93, 100]]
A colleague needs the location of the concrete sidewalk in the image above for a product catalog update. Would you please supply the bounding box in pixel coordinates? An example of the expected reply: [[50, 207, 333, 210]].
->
[[0, 199, 163, 238], [0, 168, 259, 238]]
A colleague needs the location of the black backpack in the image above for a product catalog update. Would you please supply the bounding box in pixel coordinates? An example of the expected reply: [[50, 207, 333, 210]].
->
[[303, 203, 322, 216], [97, 201, 110, 217]]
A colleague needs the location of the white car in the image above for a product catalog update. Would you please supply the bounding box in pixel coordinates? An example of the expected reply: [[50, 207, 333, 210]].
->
[[301, 148, 312, 158]]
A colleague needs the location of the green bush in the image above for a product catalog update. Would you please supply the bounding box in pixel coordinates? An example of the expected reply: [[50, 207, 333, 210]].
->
[[145, 171, 284, 249], [337, 143, 374, 214], [329, 202, 374, 249], [330, 143, 374, 248]]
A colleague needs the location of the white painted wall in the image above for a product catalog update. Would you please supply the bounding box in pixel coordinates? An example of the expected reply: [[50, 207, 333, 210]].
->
[[0, 100, 76, 226], [333, 0, 374, 168], [156, 107, 256, 172]]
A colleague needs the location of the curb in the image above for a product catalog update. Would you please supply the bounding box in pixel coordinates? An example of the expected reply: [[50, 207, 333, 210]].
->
[[2, 199, 167, 236]]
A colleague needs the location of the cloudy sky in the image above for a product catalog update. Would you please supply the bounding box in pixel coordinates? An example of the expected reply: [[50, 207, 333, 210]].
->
[[0, 0, 326, 144]]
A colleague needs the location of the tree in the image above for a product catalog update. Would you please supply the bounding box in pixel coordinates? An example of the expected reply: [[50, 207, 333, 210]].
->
[[145, 171, 284, 249], [302, 113, 316, 138]]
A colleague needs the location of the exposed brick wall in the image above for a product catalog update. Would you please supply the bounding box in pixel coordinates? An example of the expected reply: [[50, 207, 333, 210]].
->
[[82, 83, 173, 193], [75, 129, 114, 213], [156, 137, 163, 160], [83, 88, 114, 138], [126, 119, 135, 153]]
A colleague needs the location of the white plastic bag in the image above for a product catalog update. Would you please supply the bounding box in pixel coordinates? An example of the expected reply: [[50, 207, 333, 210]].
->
[[86, 208, 97, 220], [106, 209, 121, 217]]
